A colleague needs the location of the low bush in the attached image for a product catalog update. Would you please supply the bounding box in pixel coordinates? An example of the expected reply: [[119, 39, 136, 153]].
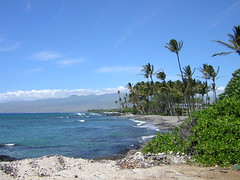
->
[[143, 96, 240, 167]]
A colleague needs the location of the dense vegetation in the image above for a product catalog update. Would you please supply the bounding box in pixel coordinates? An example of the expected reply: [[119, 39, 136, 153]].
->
[[142, 25, 240, 167], [143, 95, 240, 166], [115, 26, 240, 167], [115, 26, 239, 117]]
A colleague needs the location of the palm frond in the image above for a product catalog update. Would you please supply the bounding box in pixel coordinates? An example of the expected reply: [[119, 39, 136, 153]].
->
[[212, 52, 232, 57], [212, 40, 237, 50], [164, 44, 175, 52]]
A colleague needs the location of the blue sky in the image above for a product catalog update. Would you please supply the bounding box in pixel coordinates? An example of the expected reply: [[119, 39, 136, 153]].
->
[[0, 0, 239, 102]]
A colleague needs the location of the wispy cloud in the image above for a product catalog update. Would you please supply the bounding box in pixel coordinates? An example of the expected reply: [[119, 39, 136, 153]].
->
[[113, 12, 156, 48], [97, 66, 141, 73], [57, 59, 84, 66], [25, 68, 43, 75], [113, 27, 133, 48], [0, 42, 20, 52], [24, 0, 31, 11], [208, 1, 240, 29], [30, 50, 83, 67], [0, 87, 128, 103], [31, 51, 64, 61]]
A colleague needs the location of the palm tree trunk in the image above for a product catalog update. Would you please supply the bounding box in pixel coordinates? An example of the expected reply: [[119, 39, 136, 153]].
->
[[177, 53, 191, 116]]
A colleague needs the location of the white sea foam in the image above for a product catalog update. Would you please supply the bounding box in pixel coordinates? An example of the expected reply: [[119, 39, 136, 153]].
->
[[141, 135, 155, 141], [130, 119, 146, 126], [77, 113, 85, 116], [89, 113, 101, 116], [4, 143, 15, 147], [130, 119, 159, 131], [78, 120, 85, 122]]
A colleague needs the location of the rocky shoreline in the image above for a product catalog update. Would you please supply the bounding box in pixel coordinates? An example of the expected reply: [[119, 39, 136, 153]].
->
[[1, 115, 239, 179], [1, 152, 239, 180]]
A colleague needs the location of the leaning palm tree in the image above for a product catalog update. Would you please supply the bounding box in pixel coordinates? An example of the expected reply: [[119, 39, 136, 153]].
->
[[212, 25, 240, 57]]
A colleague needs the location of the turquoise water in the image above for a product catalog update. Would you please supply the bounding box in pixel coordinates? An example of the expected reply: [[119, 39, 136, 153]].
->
[[0, 113, 158, 159]]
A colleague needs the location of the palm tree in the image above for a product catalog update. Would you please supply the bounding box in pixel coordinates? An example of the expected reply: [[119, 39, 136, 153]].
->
[[165, 39, 184, 81], [156, 70, 166, 82], [199, 64, 211, 104], [183, 65, 196, 110], [141, 63, 155, 82], [199, 64, 219, 103], [206, 65, 220, 102], [165, 39, 191, 116], [213, 25, 240, 57]]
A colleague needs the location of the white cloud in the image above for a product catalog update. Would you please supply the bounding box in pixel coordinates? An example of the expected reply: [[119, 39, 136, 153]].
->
[[57, 59, 84, 66], [0, 42, 20, 52], [0, 87, 129, 103], [31, 51, 64, 61], [216, 86, 225, 95], [97, 66, 141, 73]]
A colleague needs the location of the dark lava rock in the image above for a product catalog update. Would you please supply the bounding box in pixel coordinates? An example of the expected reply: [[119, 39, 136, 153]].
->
[[0, 155, 17, 162]]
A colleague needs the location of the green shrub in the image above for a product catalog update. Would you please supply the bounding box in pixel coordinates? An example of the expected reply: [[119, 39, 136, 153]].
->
[[189, 97, 240, 166], [143, 96, 240, 167], [220, 68, 240, 99]]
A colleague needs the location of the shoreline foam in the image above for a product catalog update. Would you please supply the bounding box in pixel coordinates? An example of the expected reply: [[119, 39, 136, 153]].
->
[[120, 114, 188, 131]]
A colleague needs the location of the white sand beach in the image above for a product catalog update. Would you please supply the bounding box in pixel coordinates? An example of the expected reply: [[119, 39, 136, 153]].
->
[[1, 115, 239, 180]]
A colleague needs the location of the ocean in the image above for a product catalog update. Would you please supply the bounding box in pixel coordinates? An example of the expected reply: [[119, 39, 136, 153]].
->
[[0, 113, 158, 159]]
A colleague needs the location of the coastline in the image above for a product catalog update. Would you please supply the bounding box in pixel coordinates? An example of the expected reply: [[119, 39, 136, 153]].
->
[[119, 114, 188, 131], [1, 115, 239, 180]]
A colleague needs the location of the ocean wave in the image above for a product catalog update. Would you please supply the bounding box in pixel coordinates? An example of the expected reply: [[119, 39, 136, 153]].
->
[[77, 113, 86, 116], [0, 143, 16, 147], [141, 135, 155, 141], [78, 120, 85, 123], [130, 119, 146, 126], [130, 119, 159, 132], [89, 113, 102, 116]]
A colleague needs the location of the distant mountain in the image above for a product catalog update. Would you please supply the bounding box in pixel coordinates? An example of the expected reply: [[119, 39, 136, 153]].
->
[[0, 94, 119, 113]]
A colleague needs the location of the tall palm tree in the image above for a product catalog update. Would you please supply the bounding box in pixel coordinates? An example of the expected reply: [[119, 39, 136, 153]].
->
[[213, 25, 240, 57], [165, 39, 184, 82], [165, 39, 191, 116]]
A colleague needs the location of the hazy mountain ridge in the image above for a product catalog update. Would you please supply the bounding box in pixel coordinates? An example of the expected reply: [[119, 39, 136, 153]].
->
[[0, 94, 119, 113]]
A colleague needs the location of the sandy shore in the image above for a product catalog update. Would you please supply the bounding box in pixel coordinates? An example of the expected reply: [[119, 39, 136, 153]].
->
[[1, 115, 239, 180], [119, 114, 188, 131]]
